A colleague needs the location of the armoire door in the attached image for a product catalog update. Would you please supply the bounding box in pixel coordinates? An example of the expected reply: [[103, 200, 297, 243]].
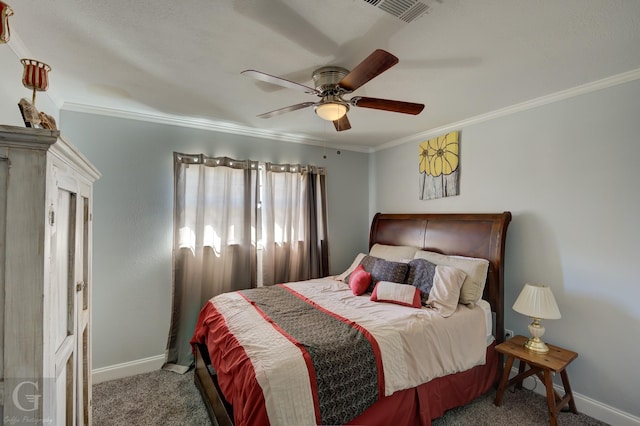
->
[[50, 184, 77, 426], [51, 179, 92, 425], [50, 167, 91, 425], [47, 137, 97, 425], [75, 193, 91, 425]]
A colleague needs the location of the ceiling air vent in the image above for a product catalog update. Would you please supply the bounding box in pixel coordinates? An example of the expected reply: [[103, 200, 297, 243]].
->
[[364, 0, 433, 23]]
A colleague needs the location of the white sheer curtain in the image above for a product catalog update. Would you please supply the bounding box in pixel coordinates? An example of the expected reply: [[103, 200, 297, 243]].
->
[[260, 163, 329, 286], [164, 153, 258, 372]]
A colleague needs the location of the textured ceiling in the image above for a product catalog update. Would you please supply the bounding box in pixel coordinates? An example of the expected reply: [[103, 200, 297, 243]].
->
[[7, 0, 640, 150]]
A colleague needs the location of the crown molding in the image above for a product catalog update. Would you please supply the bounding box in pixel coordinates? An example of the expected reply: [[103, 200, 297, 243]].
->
[[63, 67, 640, 154], [61, 102, 373, 153], [375, 68, 640, 152], [62, 102, 322, 145], [36, 64, 640, 155]]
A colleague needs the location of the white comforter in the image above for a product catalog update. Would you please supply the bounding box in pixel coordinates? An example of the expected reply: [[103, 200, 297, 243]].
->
[[207, 277, 488, 426]]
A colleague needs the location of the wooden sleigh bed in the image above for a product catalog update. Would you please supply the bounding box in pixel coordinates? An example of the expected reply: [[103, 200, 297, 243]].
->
[[192, 212, 511, 426]]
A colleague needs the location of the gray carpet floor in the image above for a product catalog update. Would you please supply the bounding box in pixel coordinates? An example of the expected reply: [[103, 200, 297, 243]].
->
[[93, 369, 608, 425]]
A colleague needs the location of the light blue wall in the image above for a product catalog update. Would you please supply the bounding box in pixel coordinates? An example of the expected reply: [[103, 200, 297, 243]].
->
[[372, 79, 640, 418], [59, 111, 371, 369]]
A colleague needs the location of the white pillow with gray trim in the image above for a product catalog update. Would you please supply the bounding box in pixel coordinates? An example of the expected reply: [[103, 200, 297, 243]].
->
[[413, 250, 489, 307], [426, 265, 467, 317]]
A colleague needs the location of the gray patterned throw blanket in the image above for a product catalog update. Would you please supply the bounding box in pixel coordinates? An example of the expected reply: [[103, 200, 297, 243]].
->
[[239, 285, 383, 425]]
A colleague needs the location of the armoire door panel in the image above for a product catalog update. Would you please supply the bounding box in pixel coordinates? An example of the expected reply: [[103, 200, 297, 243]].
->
[[0, 157, 7, 380], [82, 196, 90, 312], [55, 351, 76, 426], [51, 189, 77, 352], [78, 326, 90, 424]]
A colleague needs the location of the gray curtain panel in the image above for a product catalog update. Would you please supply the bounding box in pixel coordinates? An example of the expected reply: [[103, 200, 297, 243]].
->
[[260, 163, 330, 286], [164, 153, 258, 372]]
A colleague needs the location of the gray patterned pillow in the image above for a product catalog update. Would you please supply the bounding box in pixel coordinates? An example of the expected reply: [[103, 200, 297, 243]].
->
[[347, 256, 409, 293], [359, 255, 381, 274], [345, 255, 381, 284], [406, 258, 437, 304], [369, 259, 409, 292]]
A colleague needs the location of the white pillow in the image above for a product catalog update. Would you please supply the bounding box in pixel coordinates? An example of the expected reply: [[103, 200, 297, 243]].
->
[[335, 253, 366, 282], [426, 265, 467, 317], [413, 250, 489, 307], [369, 244, 419, 262]]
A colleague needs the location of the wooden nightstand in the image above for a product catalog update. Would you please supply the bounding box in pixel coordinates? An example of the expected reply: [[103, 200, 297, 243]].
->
[[494, 335, 578, 426]]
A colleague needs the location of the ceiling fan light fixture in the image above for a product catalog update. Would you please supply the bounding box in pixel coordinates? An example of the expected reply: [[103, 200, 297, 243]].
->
[[245, 50, 422, 131], [315, 102, 348, 121]]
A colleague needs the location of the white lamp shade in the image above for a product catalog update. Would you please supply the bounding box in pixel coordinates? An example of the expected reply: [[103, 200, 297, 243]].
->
[[315, 102, 347, 121], [512, 283, 561, 319]]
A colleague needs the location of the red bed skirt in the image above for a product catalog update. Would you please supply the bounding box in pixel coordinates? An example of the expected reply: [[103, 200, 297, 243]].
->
[[195, 340, 498, 426], [347, 342, 500, 426]]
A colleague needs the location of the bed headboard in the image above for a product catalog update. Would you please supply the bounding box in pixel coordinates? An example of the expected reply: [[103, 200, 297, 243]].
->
[[369, 212, 511, 343]]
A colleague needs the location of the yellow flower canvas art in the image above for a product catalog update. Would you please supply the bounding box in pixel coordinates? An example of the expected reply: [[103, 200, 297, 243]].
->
[[419, 131, 460, 200]]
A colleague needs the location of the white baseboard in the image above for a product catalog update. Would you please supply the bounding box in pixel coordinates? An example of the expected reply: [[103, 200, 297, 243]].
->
[[510, 367, 640, 426], [92, 354, 165, 384]]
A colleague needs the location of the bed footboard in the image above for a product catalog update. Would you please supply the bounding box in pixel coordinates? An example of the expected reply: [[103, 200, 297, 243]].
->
[[194, 343, 234, 426]]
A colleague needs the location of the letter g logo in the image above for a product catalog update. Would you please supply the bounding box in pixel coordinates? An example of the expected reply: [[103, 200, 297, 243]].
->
[[12, 380, 41, 412]]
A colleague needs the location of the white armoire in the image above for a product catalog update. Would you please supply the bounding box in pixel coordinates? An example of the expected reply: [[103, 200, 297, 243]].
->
[[0, 125, 100, 425]]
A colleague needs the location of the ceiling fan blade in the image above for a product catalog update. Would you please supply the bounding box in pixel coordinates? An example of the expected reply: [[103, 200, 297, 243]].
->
[[242, 70, 319, 94], [352, 96, 425, 115], [338, 49, 399, 92], [257, 102, 316, 118], [333, 115, 351, 132]]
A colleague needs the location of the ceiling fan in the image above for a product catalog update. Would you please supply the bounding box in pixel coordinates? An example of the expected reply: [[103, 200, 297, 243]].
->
[[241, 49, 425, 131]]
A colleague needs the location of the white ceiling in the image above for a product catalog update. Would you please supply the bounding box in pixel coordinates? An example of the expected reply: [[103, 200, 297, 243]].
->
[[8, 0, 640, 150]]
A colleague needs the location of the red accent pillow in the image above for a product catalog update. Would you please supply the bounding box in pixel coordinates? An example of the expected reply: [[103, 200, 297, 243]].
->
[[349, 265, 372, 296]]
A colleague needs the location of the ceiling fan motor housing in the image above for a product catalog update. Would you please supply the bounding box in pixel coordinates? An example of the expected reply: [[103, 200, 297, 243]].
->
[[312, 66, 349, 94]]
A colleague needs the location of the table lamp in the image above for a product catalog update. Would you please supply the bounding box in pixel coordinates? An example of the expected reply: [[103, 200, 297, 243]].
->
[[512, 283, 561, 353]]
